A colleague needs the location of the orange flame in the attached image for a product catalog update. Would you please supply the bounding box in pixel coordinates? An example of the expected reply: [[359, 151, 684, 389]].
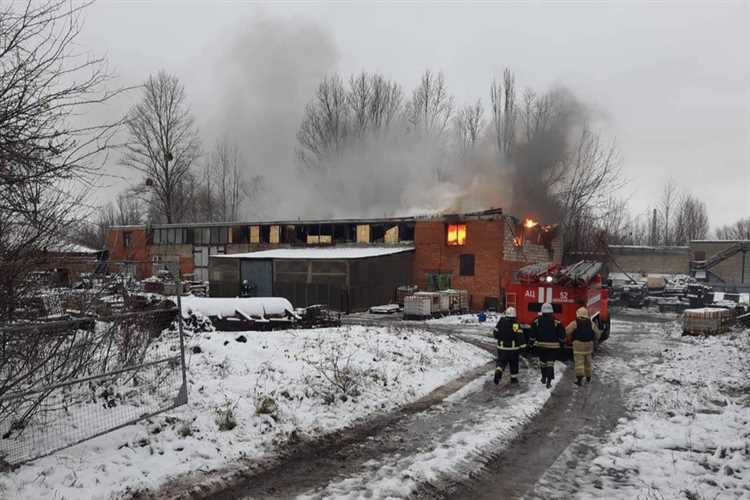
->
[[447, 224, 466, 245], [524, 218, 538, 228]]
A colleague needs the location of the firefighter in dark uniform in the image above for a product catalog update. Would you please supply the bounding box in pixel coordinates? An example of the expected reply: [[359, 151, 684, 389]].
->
[[493, 307, 526, 385], [529, 302, 565, 388], [565, 307, 603, 386]]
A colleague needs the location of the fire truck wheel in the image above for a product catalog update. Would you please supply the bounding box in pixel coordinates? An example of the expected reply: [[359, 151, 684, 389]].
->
[[597, 317, 611, 342]]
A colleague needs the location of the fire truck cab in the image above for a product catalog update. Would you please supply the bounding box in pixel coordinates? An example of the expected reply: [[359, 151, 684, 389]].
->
[[504, 261, 610, 347]]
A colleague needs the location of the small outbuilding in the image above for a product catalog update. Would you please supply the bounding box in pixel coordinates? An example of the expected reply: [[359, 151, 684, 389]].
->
[[209, 247, 415, 312]]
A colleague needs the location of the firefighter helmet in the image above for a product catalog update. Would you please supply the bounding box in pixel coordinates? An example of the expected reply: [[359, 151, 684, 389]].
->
[[541, 303, 553, 314], [576, 307, 589, 319], [505, 306, 517, 318]]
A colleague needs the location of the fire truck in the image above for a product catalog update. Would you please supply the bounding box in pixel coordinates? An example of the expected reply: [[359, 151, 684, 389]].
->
[[504, 261, 610, 350]]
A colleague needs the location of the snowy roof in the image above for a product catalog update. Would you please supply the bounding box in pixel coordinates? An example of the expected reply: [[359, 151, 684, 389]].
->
[[46, 242, 101, 254], [216, 246, 415, 260]]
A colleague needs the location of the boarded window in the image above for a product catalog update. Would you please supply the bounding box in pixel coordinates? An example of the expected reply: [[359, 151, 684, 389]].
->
[[447, 224, 466, 246], [356, 225, 370, 243], [459, 254, 475, 276], [270, 225, 280, 244], [249, 225, 261, 244], [694, 250, 706, 261], [385, 225, 399, 243]]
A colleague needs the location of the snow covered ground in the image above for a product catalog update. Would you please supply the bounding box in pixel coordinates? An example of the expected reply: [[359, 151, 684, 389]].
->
[[426, 312, 501, 326], [575, 324, 750, 500], [0, 325, 490, 500], [297, 368, 562, 499]]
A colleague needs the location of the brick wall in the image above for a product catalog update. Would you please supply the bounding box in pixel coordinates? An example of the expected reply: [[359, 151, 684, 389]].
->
[[414, 220, 503, 310], [105, 228, 150, 279]]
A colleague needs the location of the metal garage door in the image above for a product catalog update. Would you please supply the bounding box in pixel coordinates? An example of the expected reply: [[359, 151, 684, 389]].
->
[[240, 259, 273, 297]]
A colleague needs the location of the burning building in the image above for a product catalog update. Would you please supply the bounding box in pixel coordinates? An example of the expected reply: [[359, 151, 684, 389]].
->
[[105, 208, 561, 311]]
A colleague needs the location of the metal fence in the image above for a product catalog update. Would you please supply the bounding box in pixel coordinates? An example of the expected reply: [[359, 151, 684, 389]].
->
[[0, 303, 187, 466]]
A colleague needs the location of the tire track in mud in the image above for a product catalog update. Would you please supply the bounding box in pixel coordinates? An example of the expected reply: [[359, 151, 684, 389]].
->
[[427, 312, 679, 500]]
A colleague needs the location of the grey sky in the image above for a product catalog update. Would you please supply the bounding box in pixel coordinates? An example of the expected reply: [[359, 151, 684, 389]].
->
[[81, 0, 749, 228]]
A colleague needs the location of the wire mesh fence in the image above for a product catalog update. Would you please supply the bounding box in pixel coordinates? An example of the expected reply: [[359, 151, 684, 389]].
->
[[0, 288, 187, 467]]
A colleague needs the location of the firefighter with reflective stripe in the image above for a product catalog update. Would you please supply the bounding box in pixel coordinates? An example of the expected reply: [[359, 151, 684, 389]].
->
[[530, 303, 565, 388], [493, 307, 526, 385], [565, 307, 603, 386]]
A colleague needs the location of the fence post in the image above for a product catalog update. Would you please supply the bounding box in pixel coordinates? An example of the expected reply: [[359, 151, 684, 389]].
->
[[174, 272, 188, 405]]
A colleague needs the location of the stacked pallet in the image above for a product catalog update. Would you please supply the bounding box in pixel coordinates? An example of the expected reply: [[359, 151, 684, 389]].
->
[[682, 307, 736, 336]]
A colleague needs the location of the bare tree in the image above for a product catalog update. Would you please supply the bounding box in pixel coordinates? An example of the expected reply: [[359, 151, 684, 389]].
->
[[297, 74, 349, 169], [490, 68, 516, 156], [716, 217, 750, 240], [368, 73, 403, 132], [0, 0, 119, 321], [407, 70, 454, 137], [122, 71, 201, 223], [209, 140, 251, 221], [555, 126, 623, 254], [673, 193, 709, 244], [454, 100, 485, 156], [658, 179, 679, 246]]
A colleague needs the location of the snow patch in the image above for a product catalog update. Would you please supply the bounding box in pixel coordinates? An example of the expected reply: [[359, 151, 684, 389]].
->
[[0, 325, 489, 500]]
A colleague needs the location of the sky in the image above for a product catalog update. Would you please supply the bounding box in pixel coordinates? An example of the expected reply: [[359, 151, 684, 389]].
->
[[78, 0, 749, 229]]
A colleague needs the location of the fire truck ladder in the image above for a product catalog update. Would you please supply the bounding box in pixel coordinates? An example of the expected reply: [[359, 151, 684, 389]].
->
[[558, 261, 603, 287]]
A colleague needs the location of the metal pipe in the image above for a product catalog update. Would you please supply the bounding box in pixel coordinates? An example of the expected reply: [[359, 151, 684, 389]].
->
[[175, 272, 188, 405]]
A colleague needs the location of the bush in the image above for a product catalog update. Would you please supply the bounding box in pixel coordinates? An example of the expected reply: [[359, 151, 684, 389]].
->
[[215, 402, 238, 431]]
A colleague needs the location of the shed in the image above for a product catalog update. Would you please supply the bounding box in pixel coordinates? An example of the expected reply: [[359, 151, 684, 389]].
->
[[209, 247, 415, 312]]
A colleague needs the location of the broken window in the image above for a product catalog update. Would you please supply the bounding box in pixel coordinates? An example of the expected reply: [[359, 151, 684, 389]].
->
[[399, 222, 415, 242], [459, 254, 475, 276], [447, 224, 466, 246], [123, 231, 132, 249], [260, 225, 271, 244]]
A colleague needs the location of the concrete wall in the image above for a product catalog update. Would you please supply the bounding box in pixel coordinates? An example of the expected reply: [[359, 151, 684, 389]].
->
[[607, 246, 690, 275], [690, 241, 750, 288]]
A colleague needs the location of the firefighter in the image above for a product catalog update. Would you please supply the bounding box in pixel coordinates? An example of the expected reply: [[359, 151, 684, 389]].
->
[[493, 306, 526, 385], [565, 307, 603, 386], [530, 302, 565, 388]]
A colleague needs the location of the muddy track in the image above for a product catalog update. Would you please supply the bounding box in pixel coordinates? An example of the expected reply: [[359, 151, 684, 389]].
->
[[424, 312, 679, 500], [416, 350, 625, 500]]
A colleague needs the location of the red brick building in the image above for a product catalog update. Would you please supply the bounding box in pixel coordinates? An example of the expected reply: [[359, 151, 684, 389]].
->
[[104, 209, 562, 310], [414, 214, 561, 310]]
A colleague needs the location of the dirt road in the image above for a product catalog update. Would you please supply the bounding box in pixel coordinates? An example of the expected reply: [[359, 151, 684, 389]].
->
[[202, 311, 677, 500]]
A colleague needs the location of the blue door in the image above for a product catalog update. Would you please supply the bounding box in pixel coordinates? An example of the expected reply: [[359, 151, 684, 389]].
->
[[240, 259, 273, 297]]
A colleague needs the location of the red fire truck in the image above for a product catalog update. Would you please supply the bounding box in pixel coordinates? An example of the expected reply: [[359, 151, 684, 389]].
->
[[504, 261, 610, 348]]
